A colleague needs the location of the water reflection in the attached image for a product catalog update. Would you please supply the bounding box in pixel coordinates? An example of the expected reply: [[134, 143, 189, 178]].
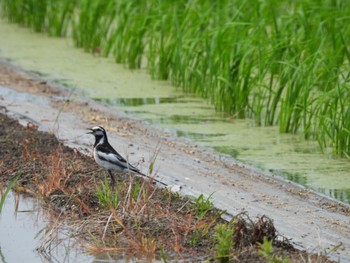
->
[[0, 191, 165, 262], [177, 131, 227, 141], [0, 191, 94, 263], [124, 111, 216, 125], [94, 96, 224, 125], [283, 172, 308, 186], [212, 146, 240, 159], [318, 188, 350, 204], [94, 96, 187, 106]]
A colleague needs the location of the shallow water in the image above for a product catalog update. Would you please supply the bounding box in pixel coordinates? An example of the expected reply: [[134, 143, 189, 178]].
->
[[0, 191, 94, 263], [0, 20, 349, 204], [0, 191, 152, 263]]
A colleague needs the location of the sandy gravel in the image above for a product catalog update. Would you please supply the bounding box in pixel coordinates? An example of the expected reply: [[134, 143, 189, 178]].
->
[[0, 61, 349, 262]]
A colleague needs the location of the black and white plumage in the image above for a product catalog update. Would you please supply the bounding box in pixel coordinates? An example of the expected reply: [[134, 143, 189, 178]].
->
[[87, 126, 165, 188]]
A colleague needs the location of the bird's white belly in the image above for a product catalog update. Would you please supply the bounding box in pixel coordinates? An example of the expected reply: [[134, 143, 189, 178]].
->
[[93, 149, 124, 172]]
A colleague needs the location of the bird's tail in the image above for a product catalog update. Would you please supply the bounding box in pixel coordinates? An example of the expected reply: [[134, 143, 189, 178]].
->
[[128, 165, 167, 187], [136, 170, 167, 187]]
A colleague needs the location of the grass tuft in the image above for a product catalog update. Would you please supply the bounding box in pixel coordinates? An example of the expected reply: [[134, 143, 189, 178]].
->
[[214, 223, 234, 263], [194, 193, 214, 220], [96, 176, 119, 209]]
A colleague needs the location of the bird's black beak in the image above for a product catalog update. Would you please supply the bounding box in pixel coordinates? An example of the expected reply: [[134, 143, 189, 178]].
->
[[86, 128, 93, 134]]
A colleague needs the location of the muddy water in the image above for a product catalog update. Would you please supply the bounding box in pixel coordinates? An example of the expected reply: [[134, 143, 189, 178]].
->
[[0, 20, 349, 204], [0, 191, 94, 263]]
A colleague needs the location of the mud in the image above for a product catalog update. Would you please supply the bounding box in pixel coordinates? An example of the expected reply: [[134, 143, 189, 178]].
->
[[0, 60, 349, 262]]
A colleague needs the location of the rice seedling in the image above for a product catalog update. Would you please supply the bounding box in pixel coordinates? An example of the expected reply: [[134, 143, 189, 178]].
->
[[2, 0, 350, 156]]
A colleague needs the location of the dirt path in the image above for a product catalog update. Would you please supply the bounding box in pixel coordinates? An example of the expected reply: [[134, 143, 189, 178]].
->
[[0, 61, 349, 262]]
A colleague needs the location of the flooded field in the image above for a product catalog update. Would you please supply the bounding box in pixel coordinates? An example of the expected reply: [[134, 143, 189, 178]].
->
[[0, 20, 349, 204]]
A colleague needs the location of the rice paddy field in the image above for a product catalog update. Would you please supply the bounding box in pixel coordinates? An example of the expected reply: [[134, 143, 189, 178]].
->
[[2, 0, 350, 156], [1, 0, 350, 156]]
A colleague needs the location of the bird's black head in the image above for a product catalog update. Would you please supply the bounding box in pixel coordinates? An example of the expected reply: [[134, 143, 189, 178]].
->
[[87, 126, 108, 146]]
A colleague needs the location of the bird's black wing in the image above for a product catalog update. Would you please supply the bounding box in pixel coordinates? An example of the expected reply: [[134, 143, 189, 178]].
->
[[97, 142, 167, 186], [96, 143, 140, 172]]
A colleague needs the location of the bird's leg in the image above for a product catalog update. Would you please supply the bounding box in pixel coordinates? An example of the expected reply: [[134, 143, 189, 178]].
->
[[108, 170, 116, 191]]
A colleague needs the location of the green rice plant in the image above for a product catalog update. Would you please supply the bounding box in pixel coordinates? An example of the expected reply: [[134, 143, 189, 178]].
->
[[1, 0, 35, 28], [3, 0, 350, 155], [107, 0, 135, 63], [10, 0, 47, 32], [96, 176, 119, 209], [73, 0, 114, 53], [214, 223, 234, 263], [46, 0, 75, 37], [31, 0, 47, 32], [105, 0, 151, 68], [278, 63, 308, 134], [316, 83, 350, 156]]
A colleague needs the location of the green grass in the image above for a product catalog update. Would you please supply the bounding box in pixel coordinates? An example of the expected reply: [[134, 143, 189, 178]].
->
[[258, 237, 289, 263], [0, 174, 20, 214], [193, 193, 214, 220], [96, 176, 119, 209], [2, 0, 350, 155], [214, 223, 234, 262]]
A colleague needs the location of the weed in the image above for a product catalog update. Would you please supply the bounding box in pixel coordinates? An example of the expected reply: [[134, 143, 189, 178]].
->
[[194, 193, 214, 220], [147, 144, 161, 176], [214, 223, 234, 263], [131, 180, 141, 201], [159, 246, 167, 263], [189, 220, 211, 247], [96, 176, 119, 209], [0, 174, 20, 213], [258, 237, 289, 263], [53, 87, 77, 134]]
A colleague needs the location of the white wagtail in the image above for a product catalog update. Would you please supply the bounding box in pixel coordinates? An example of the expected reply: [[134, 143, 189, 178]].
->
[[87, 126, 166, 188]]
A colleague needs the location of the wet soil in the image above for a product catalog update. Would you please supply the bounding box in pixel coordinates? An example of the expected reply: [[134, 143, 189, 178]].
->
[[0, 60, 349, 261]]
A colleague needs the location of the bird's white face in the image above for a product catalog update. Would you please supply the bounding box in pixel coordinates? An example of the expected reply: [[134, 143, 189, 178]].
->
[[91, 126, 105, 136], [88, 126, 107, 141], [87, 126, 107, 146]]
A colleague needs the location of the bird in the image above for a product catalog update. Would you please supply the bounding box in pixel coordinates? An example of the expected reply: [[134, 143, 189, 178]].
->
[[87, 126, 166, 189]]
